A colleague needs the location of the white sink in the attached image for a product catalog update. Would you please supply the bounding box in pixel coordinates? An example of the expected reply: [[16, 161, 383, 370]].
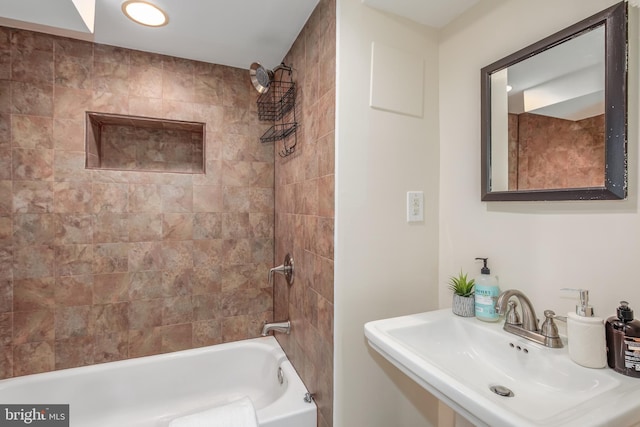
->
[[365, 309, 640, 427]]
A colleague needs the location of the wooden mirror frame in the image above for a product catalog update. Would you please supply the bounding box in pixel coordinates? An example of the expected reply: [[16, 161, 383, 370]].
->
[[480, 2, 627, 201]]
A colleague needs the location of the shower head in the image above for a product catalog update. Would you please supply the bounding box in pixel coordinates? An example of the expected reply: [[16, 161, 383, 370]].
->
[[249, 62, 293, 94], [250, 62, 274, 94]]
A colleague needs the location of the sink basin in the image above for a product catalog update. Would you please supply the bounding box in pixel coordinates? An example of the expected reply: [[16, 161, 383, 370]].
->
[[365, 309, 640, 427]]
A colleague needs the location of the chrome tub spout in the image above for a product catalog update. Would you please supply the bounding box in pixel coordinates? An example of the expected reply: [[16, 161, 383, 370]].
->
[[261, 320, 291, 336]]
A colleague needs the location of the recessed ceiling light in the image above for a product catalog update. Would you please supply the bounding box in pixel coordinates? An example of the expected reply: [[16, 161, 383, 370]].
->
[[506, 85, 513, 92], [122, 1, 168, 27]]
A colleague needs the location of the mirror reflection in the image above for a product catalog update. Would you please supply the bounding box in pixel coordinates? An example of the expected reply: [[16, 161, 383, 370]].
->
[[490, 26, 605, 192]]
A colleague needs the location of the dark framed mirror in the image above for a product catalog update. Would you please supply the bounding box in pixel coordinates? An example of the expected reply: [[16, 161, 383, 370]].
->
[[481, 2, 627, 201]]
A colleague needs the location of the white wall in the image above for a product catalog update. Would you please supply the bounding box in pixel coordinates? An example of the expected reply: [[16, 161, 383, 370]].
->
[[439, 0, 640, 323], [334, 0, 441, 425]]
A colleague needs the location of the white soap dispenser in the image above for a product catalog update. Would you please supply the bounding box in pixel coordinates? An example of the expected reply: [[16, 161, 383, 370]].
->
[[563, 288, 606, 369]]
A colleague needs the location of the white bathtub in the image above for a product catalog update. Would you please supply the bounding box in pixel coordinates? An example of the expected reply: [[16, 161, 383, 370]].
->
[[0, 337, 316, 427]]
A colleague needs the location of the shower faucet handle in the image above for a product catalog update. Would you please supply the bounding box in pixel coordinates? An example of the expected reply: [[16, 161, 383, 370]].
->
[[268, 264, 286, 284], [268, 253, 294, 286]]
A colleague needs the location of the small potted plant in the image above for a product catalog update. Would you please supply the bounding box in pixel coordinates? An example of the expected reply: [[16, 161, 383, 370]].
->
[[448, 271, 475, 317]]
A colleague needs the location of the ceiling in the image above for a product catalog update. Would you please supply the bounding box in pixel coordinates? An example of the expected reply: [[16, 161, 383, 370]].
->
[[362, 0, 479, 28], [0, 1, 481, 70], [506, 25, 605, 121]]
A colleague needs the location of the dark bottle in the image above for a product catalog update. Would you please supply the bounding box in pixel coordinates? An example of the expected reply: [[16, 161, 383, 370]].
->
[[605, 301, 640, 378]]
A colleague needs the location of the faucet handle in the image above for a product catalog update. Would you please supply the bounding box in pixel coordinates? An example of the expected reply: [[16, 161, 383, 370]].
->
[[544, 309, 567, 323], [268, 253, 294, 286], [505, 300, 521, 326], [268, 264, 285, 285], [541, 310, 559, 335], [540, 310, 564, 348]]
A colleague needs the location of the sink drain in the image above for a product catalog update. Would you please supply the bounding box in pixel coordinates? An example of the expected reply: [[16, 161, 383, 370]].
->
[[490, 385, 514, 397]]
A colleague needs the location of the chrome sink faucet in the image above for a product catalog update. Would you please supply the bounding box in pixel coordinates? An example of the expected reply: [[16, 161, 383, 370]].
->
[[495, 289, 563, 348]]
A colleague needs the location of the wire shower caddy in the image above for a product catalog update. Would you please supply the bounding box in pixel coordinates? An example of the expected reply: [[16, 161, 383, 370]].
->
[[256, 64, 298, 157]]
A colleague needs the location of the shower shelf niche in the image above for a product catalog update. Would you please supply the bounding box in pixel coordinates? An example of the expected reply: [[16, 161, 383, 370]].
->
[[255, 65, 298, 157], [85, 112, 206, 174]]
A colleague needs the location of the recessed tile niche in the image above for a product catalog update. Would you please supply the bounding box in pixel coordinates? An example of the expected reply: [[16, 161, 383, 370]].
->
[[86, 112, 206, 174]]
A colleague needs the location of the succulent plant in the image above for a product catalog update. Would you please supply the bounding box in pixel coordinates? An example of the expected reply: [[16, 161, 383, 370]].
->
[[448, 271, 475, 297]]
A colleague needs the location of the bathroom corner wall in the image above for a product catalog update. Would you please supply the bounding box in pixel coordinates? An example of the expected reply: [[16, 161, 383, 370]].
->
[[272, 0, 335, 426], [0, 27, 274, 379]]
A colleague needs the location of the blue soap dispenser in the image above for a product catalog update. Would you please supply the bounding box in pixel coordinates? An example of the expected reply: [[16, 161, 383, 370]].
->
[[474, 257, 500, 322]]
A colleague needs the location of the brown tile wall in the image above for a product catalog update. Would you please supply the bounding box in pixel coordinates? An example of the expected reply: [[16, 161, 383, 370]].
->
[[508, 112, 605, 190], [272, 1, 335, 426], [0, 27, 275, 379]]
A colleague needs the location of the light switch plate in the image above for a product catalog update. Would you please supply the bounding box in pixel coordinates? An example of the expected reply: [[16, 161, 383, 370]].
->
[[407, 191, 424, 222]]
